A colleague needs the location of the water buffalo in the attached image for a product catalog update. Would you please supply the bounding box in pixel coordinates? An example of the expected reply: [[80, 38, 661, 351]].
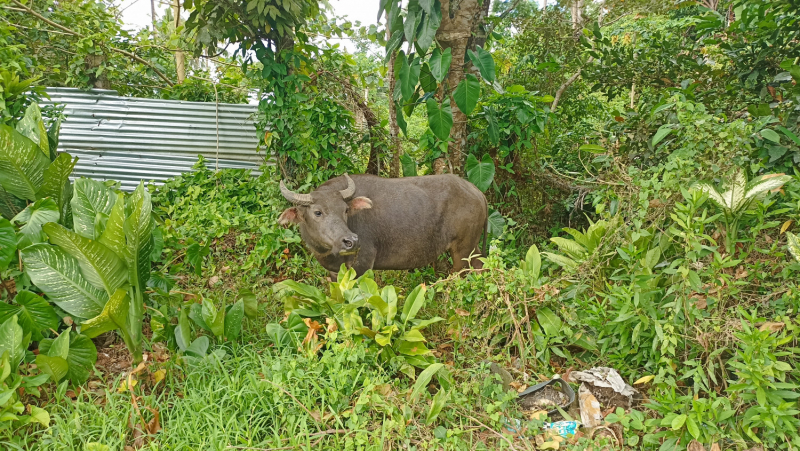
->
[[277, 173, 488, 277]]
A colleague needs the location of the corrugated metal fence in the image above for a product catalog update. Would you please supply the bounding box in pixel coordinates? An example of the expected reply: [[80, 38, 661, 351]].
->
[[41, 88, 267, 191]]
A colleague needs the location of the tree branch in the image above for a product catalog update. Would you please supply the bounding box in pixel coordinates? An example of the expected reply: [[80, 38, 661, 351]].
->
[[551, 56, 593, 112], [10, 0, 174, 87]]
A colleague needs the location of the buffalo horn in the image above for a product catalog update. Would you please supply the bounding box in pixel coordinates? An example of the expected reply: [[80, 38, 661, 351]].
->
[[279, 181, 313, 206], [339, 174, 356, 200]]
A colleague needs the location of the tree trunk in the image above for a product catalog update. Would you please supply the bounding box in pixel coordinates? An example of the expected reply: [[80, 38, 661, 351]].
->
[[571, 0, 584, 30], [151, 0, 157, 33], [386, 12, 401, 178], [436, 0, 487, 176], [173, 0, 185, 83]]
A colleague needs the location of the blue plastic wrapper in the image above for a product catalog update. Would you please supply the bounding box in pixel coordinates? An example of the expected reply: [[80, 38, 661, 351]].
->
[[545, 421, 580, 437]]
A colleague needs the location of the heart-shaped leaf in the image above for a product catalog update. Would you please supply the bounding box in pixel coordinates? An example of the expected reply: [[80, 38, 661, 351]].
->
[[487, 210, 505, 238], [16, 103, 49, 157], [537, 307, 562, 337], [0, 124, 50, 200], [426, 98, 453, 141], [400, 153, 417, 177], [224, 300, 245, 341], [467, 46, 496, 82], [202, 299, 225, 338], [466, 154, 495, 192], [0, 291, 58, 341], [70, 178, 116, 240], [0, 315, 27, 366], [429, 48, 452, 82], [12, 198, 59, 249], [453, 74, 481, 116], [35, 354, 68, 383]]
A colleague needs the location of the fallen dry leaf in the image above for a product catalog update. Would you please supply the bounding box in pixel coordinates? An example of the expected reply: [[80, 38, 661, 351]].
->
[[152, 369, 166, 384], [760, 322, 785, 333], [207, 276, 220, 287], [145, 407, 161, 435], [781, 220, 793, 234], [709, 443, 721, 451], [634, 375, 655, 385], [688, 440, 705, 451], [118, 377, 138, 393], [455, 308, 470, 317]]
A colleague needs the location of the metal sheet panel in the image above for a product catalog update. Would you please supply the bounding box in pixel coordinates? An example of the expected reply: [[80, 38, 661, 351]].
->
[[41, 88, 267, 191]]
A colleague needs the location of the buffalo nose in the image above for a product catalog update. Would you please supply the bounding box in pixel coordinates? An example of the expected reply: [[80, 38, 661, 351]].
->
[[342, 235, 358, 249]]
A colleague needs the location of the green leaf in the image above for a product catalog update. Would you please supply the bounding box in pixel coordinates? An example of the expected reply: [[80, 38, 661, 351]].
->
[[0, 291, 58, 341], [0, 188, 26, 221], [419, 0, 434, 15], [396, 102, 408, 136], [387, 0, 403, 33], [400, 153, 417, 177], [543, 252, 578, 270], [175, 308, 191, 352], [70, 178, 116, 240], [426, 389, 448, 425], [385, 30, 404, 59], [367, 295, 390, 317], [63, 333, 97, 385], [16, 103, 49, 157], [185, 336, 209, 357], [47, 329, 70, 359], [0, 219, 16, 270], [453, 74, 481, 116], [35, 354, 68, 383], [400, 329, 426, 342], [416, 11, 438, 51], [80, 288, 131, 339], [411, 363, 443, 401], [522, 244, 541, 280], [760, 128, 781, 143], [238, 288, 258, 319], [537, 307, 562, 336], [487, 210, 505, 238], [124, 182, 152, 361], [787, 232, 800, 263], [685, 416, 700, 439], [84, 443, 109, 451], [419, 63, 437, 93], [485, 108, 499, 145], [12, 198, 59, 249], [36, 153, 76, 225], [202, 299, 225, 338], [671, 413, 687, 430], [429, 48, 451, 83], [777, 125, 800, 146], [0, 124, 50, 201], [0, 316, 26, 366], [426, 98, 453, 141], [43, 223, 128, 296], [98, 193, 126, 260], [224, 300, 245, 341], [466, 154, 495, 192], [28, 405, 49, 427], [402, 284, 427, 326], [21, 244, 108, 319], [579, 144, 606, 154], [651, 125, 674, 147], [404, 3, 421, 43], [399, 54, 420, 101], [467, 46, 496, 82]]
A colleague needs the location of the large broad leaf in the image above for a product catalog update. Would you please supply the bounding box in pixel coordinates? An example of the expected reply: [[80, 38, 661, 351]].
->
[[0, 315, 27, 366], [429, 48, 452, 83], [0, 218, 15, 271], [651, 125, 674, 147], [224, 300, 245, 341], [35, 354, 68, 382], [21, 244, 109, 319], [487, 210, 505, 238], [400, 153, 417, 177], [401, 284, 427, 326], [0, 125, 50, 201], [419, 63, 437, 93], [387, 0, 403, 33], [787, 232, 800, 263], [536, 307, 562, 337], [174, 308, 192, 352], [98, 193, 127, 260], [426, 98, 453, 141], [238, 288, 258, 319], [71, 178, 116, 240], [0, 188, 27, 220], [185, 336, 209, 357], [543, 252, 578, 270], [47, 115, 63, 161], [124, 183, 153, 362], [453, 74, 481, 116], [202, 299, 225, 338], [37, 331, 95, 383], [404, 2, 421, 43], [396, 102, 408, 136], [411, 363, 443, 401], [416, 11, 439, 51], [522, 244, 542, 280], [485, 108, 499, 145], [12, 198, 60, 249], [399, 54, 421, 101], [385, 30, 404, 59], [467, 46, 496, 83], [466, 154, 495, 192], [0, 291, 58, 341], [16, 103, 49, 157], [43, 223, 128, 296], [36, 153, 77, 225]]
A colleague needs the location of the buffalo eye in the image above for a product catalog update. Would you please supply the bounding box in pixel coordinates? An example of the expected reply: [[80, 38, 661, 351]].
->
[[314, 210, 322, 217]]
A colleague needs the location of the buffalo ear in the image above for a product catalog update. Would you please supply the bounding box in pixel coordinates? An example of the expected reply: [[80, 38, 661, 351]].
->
[[278, 207, 303, 226], [348, 197, 373, 213]]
